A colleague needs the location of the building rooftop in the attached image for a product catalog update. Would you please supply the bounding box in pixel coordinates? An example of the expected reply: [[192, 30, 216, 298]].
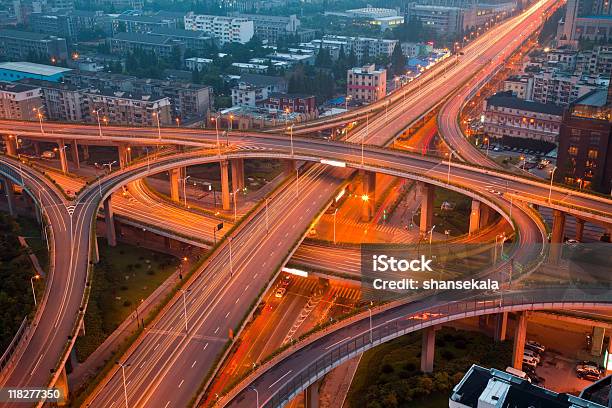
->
[[112, 32, 175, 45], [0, 28, 64, 40], [451, 365, 607, 408], [580, 375, 612, 407], [574, 89, 609, 108], [239, 73, 287, 88], [0, 80, 40, 93], [149, 27, 211, 39], [0, 62, 72, 76], [487, 91, 564, 115]]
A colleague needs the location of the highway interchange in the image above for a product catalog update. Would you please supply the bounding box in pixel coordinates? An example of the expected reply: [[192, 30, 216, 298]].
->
[[0, 0, 611, 406]]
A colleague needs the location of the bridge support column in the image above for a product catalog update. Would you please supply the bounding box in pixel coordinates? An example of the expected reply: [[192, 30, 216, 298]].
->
[[304, 379, 321, 408], [360, 170, 376, 222], [58, 140, 69, 174], [549, 210, 566, 264], [71, 140, 80, 169], [56, 365, 69, 406], [32, 141, 41, 157], [221, 160, 231, 211], [421, 325, 438, 373], [418, 182, 434, 237], [231, 158, 245, 191], [469, 200, 482, 235], [512, 312, 527, 370], [283, 159, 296, 176], [104, 198, 116, 247], [3, 135, 17, 156], [81, 144, 89, 161], [591, 327, 605, 356], [1, 176, 15, 216], [170, 168, 180, 203], [575, 218, 585, 242], [494, 312, 508, 342]]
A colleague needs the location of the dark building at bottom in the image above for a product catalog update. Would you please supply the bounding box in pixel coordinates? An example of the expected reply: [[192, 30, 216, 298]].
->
[[557, 88, 612, 193]]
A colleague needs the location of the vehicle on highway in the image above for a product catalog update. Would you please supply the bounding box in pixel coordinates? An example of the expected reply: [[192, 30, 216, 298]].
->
[[526, 340, 545, 353], [523, 349, 541, 364], [522, 356, 538, 370], [576, 362, 602, 381], [280, 275, 291, 287], [275, 287, 287, 298], [506, 366, 531, 383], [41, 150, 55, 159]]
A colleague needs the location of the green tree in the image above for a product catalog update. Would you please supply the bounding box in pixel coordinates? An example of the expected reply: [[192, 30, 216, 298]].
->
[[390, 43, 406, 75]]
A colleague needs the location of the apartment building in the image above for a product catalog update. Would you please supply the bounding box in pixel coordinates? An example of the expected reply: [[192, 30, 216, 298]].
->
[[0, 81, 41, 120], [482, 91, 563, 143], [112, 13, 176, 34], [184, 13, 254, 44], [148, 28, 213, 56], [307, 35, 398, 62], [109, 32, 185, 59], [531, 70, 607, 106], [0, 29, 67, 61], [346, 64, 387, 103], [230, 73, 287, 107]]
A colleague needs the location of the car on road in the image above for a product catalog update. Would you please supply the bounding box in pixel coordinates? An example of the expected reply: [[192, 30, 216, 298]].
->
[[522, 356, 538, 369], [526, 340, 545, 353], [275, 287, 287, 298], [280, 275, 291, 287], [41, 150, 55, 159], [576, 361, 602, 381], [523, 349, 541, 364]]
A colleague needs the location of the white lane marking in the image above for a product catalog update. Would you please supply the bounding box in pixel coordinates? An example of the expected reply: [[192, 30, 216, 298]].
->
[[178, 379, 184, 388], [154, 343, 160, 351], [192, 360, 197, 368], [30, 355, 43, 375], [164, 401, 171, 408], [225, 312, 230, 318], [325, 337, 352, 350], [235, 298, 240, 304], [214, 327, 220, 334], [268, 370, 293, 389], [203, 343, 209, 351]]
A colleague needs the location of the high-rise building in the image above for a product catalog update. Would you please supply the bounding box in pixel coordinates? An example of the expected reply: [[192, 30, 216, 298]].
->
[[184, 13, 254, 44], [559, 0, 612, 43], [557, 89, 612, 193], [346, 64, 387, 103], [0, 29, 68, 61]]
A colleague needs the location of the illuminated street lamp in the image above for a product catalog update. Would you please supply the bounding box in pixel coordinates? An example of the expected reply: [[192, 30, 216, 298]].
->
[[152, 111, 161, 140], [445, 150, 456, 184], [577, 178, 584, 190], [333, 208, 338, 244], [249, 387, 259, 408], [115, 361, 131, 408], [483, 137, 490, 157], [287, 124, 294, 157], [92, 109, 104, 138], [429, 224, 436, 246], [32, 107, 45, 136], [211, 114, 221, 156], [183, 175, 191, 207], [548, 166, 557, 203], [30, 274, 40, 306], [102, 160, 117, 173]]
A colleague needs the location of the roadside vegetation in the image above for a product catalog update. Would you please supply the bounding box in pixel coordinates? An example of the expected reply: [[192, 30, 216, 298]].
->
[[347, 327, 512, 408], [75, 240, 178, 361], [0, 213, 41, 351]]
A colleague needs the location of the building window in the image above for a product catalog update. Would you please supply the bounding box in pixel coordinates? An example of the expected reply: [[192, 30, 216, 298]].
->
[[587, 149, 598, 159], [568, 146, 578, 156]]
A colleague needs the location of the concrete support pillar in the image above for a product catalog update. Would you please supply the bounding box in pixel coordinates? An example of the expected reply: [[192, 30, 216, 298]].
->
[[421, 325, 437, 373], [3, 135, 17, 156], [283, 159, 296, 176], [418, 182, 434, 237], [81, 144, 90, 161], [104, 198, 116, 247], [56, 365, 69, 406], [304, 379, 321, 408], [32, 141, 41, 156], [71, 140, 80, 169], [469, 199, 482, 235], [118, 144, 130, 169], [170, 168, 180, 203], [360, 170, 376, 222], [1, 176, 15, 216], [591, 327, 605, 356], [575, 218, 585, 242], [220, 160, 231, 211], [549, 210, 566, 264], [480, 203, 492, 227], [231, 158, 245, 191], [58, 140, 69, 174], [494, 312, 508, 342], [512, 312, 527, 370]]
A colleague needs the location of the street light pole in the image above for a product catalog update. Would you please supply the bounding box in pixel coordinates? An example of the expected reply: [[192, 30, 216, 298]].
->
[[288, 124, 294, 157], [229, 236, 233, 277], [548, 166, 557, 203], [333, 209, 337, 244], [214, 114, 221, 156], [233, 189, 239, 222], [116, 361, 130, 408], [429, 225, 436, 246], [93, 110, 103, 138], [265, 198, 269, 234], [30, 275, 39, 306], [249, 387, 259, 408], [295, 166, 299, 199], [446, 150, 454, 184], [368, 307, 373, 343], [183, 175, 191, 207]]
